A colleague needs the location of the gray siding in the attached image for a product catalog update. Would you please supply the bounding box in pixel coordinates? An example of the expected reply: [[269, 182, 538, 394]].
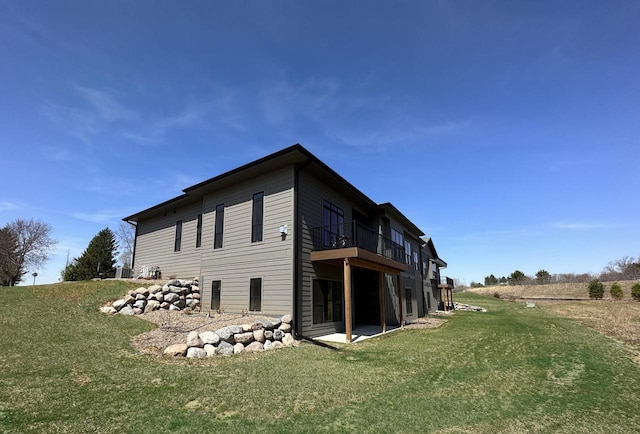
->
[[199, 167, 295, 316], [298, 170, 354, 336], [134, 201, 203, 279]]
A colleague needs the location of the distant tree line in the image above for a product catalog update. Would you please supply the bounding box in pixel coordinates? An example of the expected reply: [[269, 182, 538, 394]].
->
[[470, 255, 640, 288]]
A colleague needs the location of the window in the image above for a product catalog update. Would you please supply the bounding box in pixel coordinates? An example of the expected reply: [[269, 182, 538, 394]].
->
[[391, 228, 403, 245], [174, 220, 182, 252], [251, 192, 264, 243], [313, 279, 343, 324], [214, 204, 224, 249], [413, 251, 419, 271], [211, 280, 221, 310], [322, 200, 344, 248], [249, 278, 262, 311], [404, 239, 412, 265], [405, 288, 413, 314], [196, 214, 202, 248]]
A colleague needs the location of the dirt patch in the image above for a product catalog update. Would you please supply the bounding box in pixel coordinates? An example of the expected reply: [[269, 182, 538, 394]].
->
[[131, 310, 283, 356], [404, 316, 447, 329]]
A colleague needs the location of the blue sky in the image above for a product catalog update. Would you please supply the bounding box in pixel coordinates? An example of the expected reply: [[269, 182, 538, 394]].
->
[[1, 1, 639, 285]]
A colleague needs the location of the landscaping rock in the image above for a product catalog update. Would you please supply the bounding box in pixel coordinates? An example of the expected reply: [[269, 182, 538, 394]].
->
[[271, 341, 284, 349], [164, 293, 179, 303], [199, 331, 220, 345], [282, 333, 295, 347], [234, 332, 254, 344], [118, 305, 135, 316], [204, 344, 216, 357], [281, 314, 292, 324], [186, 347, 207, 358], [278, 322, 292, 333], [263, 340, 273, 350], [253, 329, 265, 343], [100, 306, 116, 315], [166, 279, 182, 287], [112, 299, 127, 310], [217, 341, 234, 356], [148, 284, 162, 294], [145, 300, 160, 313], [187, 331, 203, 348], [169, 304, 180, 311], [216, 325, 243, 342], [133, 307, 143, 315], [273, 329, 283, 341], [241, 323, 253, 332], [264, 330, 274, 340], [233, 343, 245, 354], [245, 341, 264, 352], [164, 343, 187, 356], [133, 299, 146, 310], [135, 287, 149, 297]]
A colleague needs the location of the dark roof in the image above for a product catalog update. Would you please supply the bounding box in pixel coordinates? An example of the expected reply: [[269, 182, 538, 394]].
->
[[123, 144, 379, 223], [378, 202, 424, 237]]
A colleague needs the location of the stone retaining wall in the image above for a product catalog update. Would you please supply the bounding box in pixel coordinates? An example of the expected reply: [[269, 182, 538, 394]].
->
[[164, 315, 296, 358], [100, 279, 200, 315]]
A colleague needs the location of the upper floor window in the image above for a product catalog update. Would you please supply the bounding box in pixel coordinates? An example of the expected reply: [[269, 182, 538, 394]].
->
[[196, 213, 203, 248], [391, 228, 403, 246], [214, 204, 224, 249], [174, 220, 183, 252], [252, 192, 264, 243], [413, 251, 419, 271], [404, 239, 412, 265], [323, 200, 344, 247]]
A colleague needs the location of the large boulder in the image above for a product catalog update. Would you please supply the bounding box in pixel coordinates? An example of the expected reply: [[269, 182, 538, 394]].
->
[[168, 285, 184, 295], [216, 341, 234, 356], [264, 330, 274, 340], [282, 333, 295, 347], [118, 305, 135, 316], [273, 329, 283, 341], [245, 341, 264, 353], [234, 332, 254, 345], [164, 343, 187, 356], [204, 344, 216, 357], [278, 322, 292, 333], [253, 329, 265, 343], [281, 314, 292, 324], [233, 343, 245, 354], [186, 331, 203, 348], [271, 341, 284, 350], [199, 331, 220, 346], [186, 347, 207, 358], [144, 300, 161, 313], [100, 306, 116, 315], [164, 293, 179, 303], [215, 326, 243, 342], [112, 299, 127, 310], [263, 340, 273, 350], [133, 299, 146, 310]]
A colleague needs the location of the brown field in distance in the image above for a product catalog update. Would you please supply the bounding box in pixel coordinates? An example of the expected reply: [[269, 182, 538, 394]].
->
[[468, 281, 640, 354]]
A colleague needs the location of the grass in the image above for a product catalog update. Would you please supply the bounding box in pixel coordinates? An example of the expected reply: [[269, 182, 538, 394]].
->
[[468, 280, 640, 300], [2, 282, 640, 432]]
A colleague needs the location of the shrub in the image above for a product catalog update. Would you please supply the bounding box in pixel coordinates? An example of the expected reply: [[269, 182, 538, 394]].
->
[[610, 282, 623, 300], [493, 292, 501, 299], [631, 283, 640, 302], [588, 279, 604, 299]]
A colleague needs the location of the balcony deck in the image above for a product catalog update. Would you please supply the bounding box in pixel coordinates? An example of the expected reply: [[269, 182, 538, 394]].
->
[[309, 221, 408, 272]]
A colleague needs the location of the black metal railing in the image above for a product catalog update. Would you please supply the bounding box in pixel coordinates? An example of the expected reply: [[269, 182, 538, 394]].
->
[[310, 221, 405, 263], [439, 276, 455, 288]]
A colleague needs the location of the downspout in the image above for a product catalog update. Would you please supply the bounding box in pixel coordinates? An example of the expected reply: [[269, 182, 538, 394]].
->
[[293, 160, 311, 338], [128, 221, 138, 275]]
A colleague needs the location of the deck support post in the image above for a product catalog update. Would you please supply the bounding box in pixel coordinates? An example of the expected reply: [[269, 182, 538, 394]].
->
[[379, 271, 386, 333], [397, 274, 403, 325], [344, 258, 352, 343]]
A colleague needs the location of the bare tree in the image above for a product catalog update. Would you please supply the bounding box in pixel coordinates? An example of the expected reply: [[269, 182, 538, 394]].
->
[[0, 218, 56, 285], [116, 222, 135, 268]]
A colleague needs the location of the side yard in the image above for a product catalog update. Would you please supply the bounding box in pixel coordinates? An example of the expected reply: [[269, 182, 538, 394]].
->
[[1, 282, 640, 433]]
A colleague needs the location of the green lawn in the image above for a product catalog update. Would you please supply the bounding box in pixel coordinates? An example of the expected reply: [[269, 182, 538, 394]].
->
[[1, 282, 640, 433]]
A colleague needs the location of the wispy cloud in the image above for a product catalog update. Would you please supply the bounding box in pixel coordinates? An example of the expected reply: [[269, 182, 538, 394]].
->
[[553, 222, 623, 230], [75, 86, 138, 122], [0, 201, 21, 211], [71, 210, 124, 224]]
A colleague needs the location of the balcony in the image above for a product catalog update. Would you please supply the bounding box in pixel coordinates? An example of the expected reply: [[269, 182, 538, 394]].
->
[[309, 221, 407, 272], [438, 276, 455, 288]]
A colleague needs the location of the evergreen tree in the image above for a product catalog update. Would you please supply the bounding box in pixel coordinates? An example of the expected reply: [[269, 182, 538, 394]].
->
[[535, 269, 552, 285], [70, 228, 118, 280], [484, 274, 498, 286]]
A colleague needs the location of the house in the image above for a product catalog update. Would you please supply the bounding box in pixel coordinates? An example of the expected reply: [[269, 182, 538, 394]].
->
[[123, 144, 451, 342]]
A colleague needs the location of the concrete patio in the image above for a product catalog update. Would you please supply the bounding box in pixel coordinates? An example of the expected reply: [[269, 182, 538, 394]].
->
[[314, 324, 401, 344]]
